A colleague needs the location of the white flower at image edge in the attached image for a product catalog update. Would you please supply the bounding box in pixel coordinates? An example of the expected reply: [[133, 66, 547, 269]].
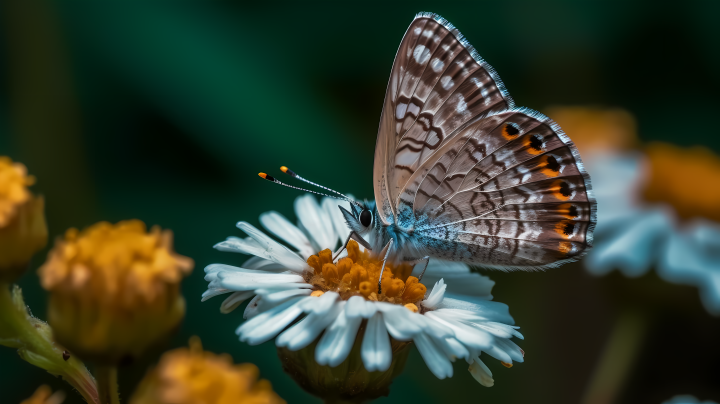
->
[[584, 152, 720, 316], [663, 395, 718, 404], [203, 195, 525, 386]]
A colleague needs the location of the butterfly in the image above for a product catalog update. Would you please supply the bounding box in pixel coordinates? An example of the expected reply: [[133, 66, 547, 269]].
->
[[260, 12, 596, 290]]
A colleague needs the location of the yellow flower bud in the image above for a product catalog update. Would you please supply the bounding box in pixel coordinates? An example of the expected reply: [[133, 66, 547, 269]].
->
[[38, 220, 193, 364], [20, 385, 65, 404], [130, 337, 285, 404], [0, 157, 47, 282]]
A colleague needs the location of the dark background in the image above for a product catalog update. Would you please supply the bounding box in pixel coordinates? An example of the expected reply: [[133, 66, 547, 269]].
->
[[1, 1, 719, 403]]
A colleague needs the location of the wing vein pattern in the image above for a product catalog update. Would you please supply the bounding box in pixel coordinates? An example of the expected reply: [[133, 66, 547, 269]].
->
[[373, 12, 596, 270]]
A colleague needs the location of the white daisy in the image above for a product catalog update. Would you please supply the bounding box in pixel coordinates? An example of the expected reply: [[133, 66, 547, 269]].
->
[[546, 106, 720, 316], [203, 194, 525, 387], [583, 148, 720, 316], [663, 395, 718, 404]]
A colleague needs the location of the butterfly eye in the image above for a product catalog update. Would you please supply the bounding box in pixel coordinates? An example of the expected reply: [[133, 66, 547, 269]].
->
[[360, 209, 372, 227]]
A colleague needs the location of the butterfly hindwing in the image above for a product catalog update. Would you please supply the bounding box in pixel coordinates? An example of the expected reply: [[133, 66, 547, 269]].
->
[[408, 110, 595, 269]]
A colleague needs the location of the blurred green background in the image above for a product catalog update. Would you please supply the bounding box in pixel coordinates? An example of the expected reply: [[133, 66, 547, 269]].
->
[[1, 1, 719, 403]]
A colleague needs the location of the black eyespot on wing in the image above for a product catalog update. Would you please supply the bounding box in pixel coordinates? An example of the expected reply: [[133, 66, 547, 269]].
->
[[563, 222, 575, 236], [529, 134, 544, 151], [568, 205, 579, 218], [545, 155, 561, 172], [502, 124, 520, 140], [559, 182, 572, 197], [360, 209, 372, 227]]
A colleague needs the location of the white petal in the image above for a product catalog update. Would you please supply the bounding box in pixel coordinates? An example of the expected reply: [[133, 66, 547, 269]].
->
[[295, 195, 336, 251], [413, 260, 495, 299], [323, 197, 351, 246], [243, 256, 288, 272], [470, 321, 523, 340], [423, 279, 446, 309], [260, 211, 315, 258], [244, 295, 261, 319], [415, 314, 453, 340], [345, 296, 378, 319], [261, 289, 312, 306], [276, 304, 343, 351], [378, 304, 422, 340], [254, 284, 313, 295], [658, 222, 720, 316], [443, 337, 470, 361], [217, 271, 304, 291], [205, 263, 294, 279], [484, 343, 512, 364], [220, 290, 256, 313], [469, 356, 494, 387], [361, 312, 392, 372], [201, 287, 231, 301], [315, 310, 363, 367], [298, 291, 340, 316], [235, 222, 307, 272], [585, 208, 673, 277], [414, 333, 453, 379], [237, 297, 307, 345], [425, 312, 493, 352], [494, 338, 524, 363], [437, 299, 515, 325]]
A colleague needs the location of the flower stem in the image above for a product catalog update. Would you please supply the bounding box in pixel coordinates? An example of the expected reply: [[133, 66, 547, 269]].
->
[[0, 283, 99, 403], [580, 308, 648, 404], [96, 365, 120, 404]]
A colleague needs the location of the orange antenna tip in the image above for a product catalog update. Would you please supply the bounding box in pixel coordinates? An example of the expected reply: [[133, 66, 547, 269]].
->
[[259, 172, 277, 182], [280, 166, 298, 177]]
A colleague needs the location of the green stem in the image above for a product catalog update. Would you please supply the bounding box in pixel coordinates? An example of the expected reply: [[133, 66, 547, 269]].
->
[[96, 365, 120, 404], [580, 308, 648, 404], [0, 283, 99, 403]]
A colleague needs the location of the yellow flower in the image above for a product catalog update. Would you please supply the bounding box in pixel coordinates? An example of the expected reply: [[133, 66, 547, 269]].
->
[[642, 142, 720, 222], [130, 337, 285, 404], [20, 385, 65, 404], [0, 157, 47, 282], [38, 220, 194, 364], [544, 106, 637, 156]]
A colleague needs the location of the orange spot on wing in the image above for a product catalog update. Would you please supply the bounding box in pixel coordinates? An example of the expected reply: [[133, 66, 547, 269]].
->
[[554, 220, 576, 239], [502, 124, 520, 140], [524, 134, 545, 155], [558, 241, 573, 255], [550, 179, 572, 200], [558, 203, 578, 219]]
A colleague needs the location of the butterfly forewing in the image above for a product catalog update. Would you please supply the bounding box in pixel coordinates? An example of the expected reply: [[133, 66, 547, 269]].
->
[[373, 13, 596, 270], [374, 13, 513, 225]]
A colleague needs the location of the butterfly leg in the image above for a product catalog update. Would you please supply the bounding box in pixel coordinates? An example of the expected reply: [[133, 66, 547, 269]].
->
[[402, 256, 431, 282], [333, 231, 372, 262], [415, 256, 430, 282], [377, 238, 394, 295]]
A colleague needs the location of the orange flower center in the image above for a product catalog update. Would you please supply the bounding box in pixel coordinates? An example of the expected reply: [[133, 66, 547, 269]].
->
[[305, 240, 427, 305], [642, 142, 720, 222]]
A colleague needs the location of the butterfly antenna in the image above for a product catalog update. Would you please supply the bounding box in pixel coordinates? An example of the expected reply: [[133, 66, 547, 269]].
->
[[258, 172, 359, 205], [279, 166, 362, 207]]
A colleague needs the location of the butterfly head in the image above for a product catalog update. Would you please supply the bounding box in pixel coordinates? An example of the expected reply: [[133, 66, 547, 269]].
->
[[340, 201, 377, 235]]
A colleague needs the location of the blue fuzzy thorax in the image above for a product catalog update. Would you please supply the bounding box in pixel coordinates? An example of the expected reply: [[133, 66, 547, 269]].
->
[[340, 201, 434, 261]]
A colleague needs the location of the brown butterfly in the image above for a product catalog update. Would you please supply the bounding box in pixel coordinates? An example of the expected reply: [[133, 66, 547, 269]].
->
[[262, 12, 596, 288]]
